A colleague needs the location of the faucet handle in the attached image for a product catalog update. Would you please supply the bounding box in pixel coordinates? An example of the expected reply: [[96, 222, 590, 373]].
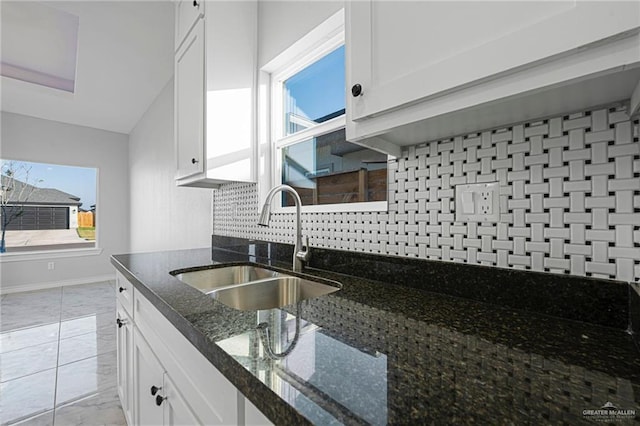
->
[[297, 236, 311, 263]]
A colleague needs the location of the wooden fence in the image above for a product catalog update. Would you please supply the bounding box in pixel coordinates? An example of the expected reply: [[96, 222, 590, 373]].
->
[[285, 168, 387, 206], [78, 212, 94, 227]]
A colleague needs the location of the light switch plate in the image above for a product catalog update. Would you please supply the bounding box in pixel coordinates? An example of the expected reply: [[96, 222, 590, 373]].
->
[[455, 182, 500, 222]]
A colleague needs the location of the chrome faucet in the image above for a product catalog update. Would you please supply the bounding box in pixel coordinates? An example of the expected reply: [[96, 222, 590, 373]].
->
[[257, 185, 310, 272]]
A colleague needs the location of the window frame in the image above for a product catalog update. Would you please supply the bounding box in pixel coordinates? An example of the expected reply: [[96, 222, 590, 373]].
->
[[0, 158, 101, 260], [265, 9, 388, 214]]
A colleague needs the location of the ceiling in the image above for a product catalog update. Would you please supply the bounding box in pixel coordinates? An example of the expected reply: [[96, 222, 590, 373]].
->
[[0, 1, 174, 135]]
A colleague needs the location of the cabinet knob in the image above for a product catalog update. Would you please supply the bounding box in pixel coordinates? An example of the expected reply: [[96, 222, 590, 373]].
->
[[155, 394, 166, 406], [192, 0, 199, 7], [116, 318, 126, 328], [351, 84, 363, 97], [191, 158, 199, 164], [118, 287, 125, 293], [150, 385, 162, 396]]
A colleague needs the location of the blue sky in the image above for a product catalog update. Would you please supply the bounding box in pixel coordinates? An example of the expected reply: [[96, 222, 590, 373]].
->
[[285, 45, 345, 121], [1, 160, 97, 209]]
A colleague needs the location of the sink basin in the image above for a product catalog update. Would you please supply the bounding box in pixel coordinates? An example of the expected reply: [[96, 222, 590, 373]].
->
[[172, 264, 341, 310], [173, 265, 279, 294], [212, 276, 340, 311]]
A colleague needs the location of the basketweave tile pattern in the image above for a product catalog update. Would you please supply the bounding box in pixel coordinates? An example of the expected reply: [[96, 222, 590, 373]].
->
[[213, 104, 640, 283]]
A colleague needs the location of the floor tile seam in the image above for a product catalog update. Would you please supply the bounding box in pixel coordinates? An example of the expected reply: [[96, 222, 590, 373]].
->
[[52, 302, 63, 426], [61, 281, 117, 291], [60, 306, 116, 319], [61, 286, 117, 299], [2, 407, 53, 426], [0, 321, 63, 336], [58, 310, 116, 324], [0, 365, 58, 385], [61, 298, 116, 306], [57, 349, 117, 368], [0, 339, 59, 356], [0, 362, 59, 384], [53, 383, 120, 411], [59, 323, 117, 342], [0, 285, 64, 298], [0, 334, 59, 351], [54, 392, 101, 411]]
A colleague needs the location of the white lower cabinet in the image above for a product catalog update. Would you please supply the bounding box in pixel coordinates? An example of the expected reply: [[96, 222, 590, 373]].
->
[[133, 328, 165, 426], [115, 272, 273, 425], [133, 327, 200, 426], [244, 399, 272, 426], [162, 373, 202, 426]]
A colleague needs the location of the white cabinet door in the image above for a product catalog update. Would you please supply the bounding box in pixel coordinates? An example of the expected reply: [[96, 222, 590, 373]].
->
[[245, 397, 273, 426], [174, 2, 257, 188], [347, 1, 640, 122], [175, 18, 205, 180], [162, 373, 202, 426], [133, 328, 165, 426], [175, 0, 204, 51], [116, 304, 134, 426], [204, 0, 256, 183]]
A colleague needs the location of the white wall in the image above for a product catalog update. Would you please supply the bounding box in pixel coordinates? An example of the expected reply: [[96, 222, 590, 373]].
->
[[257, 1, 343, 67], [0, 112, 130, 291], [128, 78, 212, 252]]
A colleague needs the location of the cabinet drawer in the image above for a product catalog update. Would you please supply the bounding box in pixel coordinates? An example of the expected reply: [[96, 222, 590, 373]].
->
[[116, 271, 134, 318], [175, 0, 204, 51]]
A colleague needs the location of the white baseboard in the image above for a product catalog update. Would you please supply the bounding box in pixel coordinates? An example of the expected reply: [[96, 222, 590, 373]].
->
[[0, 274, 116, 295]]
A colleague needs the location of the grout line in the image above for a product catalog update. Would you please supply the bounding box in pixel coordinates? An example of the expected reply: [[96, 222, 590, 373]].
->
[[57, 349, 117, 369], [0, 365, 58, 386], [51, 286, 63, 426]]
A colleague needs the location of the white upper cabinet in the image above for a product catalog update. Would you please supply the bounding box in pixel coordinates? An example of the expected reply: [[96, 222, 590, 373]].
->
[[175, 0, 204, 51], [203, 1, 256, 184], [174, 1, 257, 188], [175, 19, 205, 181], [346, 1, 640, 153]]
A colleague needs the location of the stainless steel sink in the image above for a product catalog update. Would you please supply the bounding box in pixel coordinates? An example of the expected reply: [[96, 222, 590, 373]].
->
[[212, 276, 340, 311], [172, 265, 341, 310], [173, 265, 279, 294]]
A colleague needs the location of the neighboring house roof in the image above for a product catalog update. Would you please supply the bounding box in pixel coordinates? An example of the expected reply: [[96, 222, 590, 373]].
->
[[1, 175, 82, 207]]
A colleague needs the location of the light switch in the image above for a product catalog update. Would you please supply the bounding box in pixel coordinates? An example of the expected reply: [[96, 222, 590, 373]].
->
[[461, 191, 474, 214]]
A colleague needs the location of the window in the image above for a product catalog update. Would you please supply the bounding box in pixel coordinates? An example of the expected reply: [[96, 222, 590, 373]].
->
[[0, 159, 97, 253], [268, 10, 387, 212]]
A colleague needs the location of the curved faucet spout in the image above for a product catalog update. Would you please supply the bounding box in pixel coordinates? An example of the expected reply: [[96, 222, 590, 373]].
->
[[257, 185, 309, 272]]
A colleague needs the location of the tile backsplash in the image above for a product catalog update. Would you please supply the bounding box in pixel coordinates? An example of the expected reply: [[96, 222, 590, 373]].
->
[[213, 103, 640, 283]]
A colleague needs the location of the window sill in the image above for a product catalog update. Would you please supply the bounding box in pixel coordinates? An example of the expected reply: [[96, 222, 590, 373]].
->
[[274, 200, 388, 214], [0, 247, 104, 263]]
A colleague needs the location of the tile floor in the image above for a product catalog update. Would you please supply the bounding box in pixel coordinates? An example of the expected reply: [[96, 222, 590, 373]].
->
[[0, 282, 125, 426]]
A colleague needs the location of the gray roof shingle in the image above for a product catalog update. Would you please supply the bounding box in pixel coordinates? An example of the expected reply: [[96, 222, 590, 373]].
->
[[1, 176, 82, 206]]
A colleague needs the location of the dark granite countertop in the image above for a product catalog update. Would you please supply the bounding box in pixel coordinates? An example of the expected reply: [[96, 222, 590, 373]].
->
[[111, 245, 640, 425]]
